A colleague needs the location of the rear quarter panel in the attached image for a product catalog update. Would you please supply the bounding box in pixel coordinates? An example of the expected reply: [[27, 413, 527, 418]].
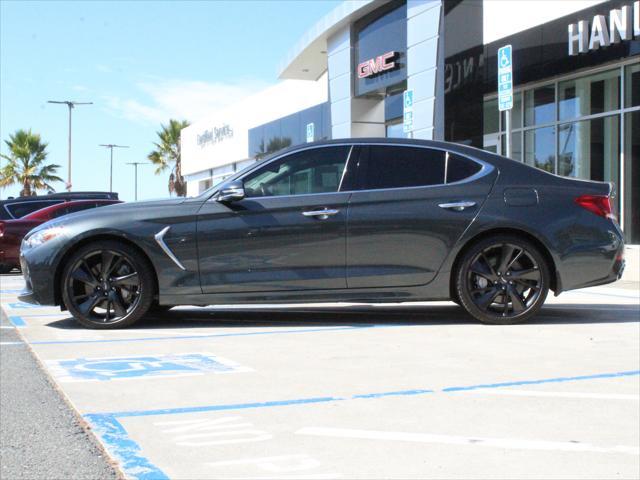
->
[[438, 153, 623, 293]]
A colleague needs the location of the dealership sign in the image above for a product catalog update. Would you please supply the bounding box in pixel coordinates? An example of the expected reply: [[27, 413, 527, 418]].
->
[[357, 51, 399, 78], [197, 124, 233, 147], [568, 1, 640, 55]]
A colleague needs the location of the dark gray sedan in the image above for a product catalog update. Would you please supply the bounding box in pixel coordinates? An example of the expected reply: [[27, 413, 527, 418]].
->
[[19, 139, 625, 328]]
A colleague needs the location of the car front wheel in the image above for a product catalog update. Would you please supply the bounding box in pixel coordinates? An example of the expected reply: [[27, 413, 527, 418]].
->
[[61, 240, 155, 329], [455, 236, 550, 325]]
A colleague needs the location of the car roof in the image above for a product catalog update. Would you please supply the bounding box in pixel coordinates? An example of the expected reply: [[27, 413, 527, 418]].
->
[[0, 191, 119, 204]]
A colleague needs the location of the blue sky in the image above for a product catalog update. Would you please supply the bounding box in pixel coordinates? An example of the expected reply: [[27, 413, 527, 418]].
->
[[0, 0, 339, 201]]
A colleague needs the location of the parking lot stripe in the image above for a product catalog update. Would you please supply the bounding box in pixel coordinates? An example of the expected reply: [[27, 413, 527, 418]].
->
[[352, 389, 434, 399], [8, 316, 26, 327], [25, 324, 403, 345], [296, 427, 639, 455], [90, 369, 639, 419], [84, 414, 169, 480], [442, 370, 640, 392], [109, 397, 345, 418], [467, 390, 640, 400]]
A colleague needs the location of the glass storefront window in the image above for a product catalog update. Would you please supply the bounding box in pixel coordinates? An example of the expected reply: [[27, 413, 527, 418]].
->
[[386, 122, 407, 138], [524, 85, 555, 126], [483, 98, 499, 134], [624, 111, 639, 244], [499, 131, 522, 162], [625, 63, 640, 108], [558, 116, 619, 187], [558, 69, 620, 121], [525, 126, 555, 173]]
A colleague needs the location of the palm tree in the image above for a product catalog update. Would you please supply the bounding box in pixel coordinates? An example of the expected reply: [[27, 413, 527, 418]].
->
[[147, 119, 190, 196], [0, 129, 63, 197]]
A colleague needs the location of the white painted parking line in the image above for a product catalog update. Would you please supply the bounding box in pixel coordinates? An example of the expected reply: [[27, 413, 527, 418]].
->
[[0, 325, 15, 329], [0, 342, 22, 345], [296, 427, 640, 455], [469, 390, 640, 400]]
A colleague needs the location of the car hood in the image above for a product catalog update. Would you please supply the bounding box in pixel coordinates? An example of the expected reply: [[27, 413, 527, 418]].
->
[[26, 197, 190, 236]]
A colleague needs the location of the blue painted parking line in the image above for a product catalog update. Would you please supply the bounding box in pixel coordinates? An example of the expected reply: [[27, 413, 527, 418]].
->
[[6, 302, 43, 309], [84, 368, 640, 480], [25, 324, 405, 345], [96, 369, 640, 419], [442, 370, 640, 392], [8, 315, 26, 327], [84, 414, 168, 480], [48, 352, 252, 382]]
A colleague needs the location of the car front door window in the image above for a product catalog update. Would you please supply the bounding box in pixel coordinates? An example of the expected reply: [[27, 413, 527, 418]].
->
[[243, 146, 351, 197]]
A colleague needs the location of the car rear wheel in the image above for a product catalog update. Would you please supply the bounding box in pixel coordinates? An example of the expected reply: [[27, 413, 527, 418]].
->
[[61, 240, 155, 329], [455, 236, 550, 325]]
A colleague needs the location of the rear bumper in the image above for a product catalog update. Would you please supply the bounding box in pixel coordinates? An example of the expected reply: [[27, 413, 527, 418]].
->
[[559, 225, 625, 292]]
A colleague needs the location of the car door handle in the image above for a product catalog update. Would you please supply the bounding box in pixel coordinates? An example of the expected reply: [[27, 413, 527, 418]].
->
[[438, 201, 476, 211], [302, 209, 339, 219]]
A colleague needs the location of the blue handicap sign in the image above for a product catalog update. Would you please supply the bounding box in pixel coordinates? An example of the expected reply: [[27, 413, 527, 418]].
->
[[403, 89, 414, 109], [51, 353, 251, 381], [498, 45, 512, 69], [497, 45, 513, 112]]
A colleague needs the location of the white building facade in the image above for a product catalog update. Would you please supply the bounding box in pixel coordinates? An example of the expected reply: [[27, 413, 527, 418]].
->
[[182, 0, 639, 243]]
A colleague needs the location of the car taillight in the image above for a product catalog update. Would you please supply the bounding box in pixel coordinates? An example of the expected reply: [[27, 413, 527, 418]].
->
[[575, 195, 614, 220]]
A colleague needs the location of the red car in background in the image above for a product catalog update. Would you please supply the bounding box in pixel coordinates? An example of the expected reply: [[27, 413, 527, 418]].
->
[[0, 199, 121, 273]]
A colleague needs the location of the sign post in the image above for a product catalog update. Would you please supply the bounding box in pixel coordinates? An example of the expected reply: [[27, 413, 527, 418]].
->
[[403, 89, 414, 137], [498, 45, 513, 158]]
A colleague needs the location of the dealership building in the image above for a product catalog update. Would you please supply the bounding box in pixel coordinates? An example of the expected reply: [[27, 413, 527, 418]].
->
[[181, 0, 640, 244]]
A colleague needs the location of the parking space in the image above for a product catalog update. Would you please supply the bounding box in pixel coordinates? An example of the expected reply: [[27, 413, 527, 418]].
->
[[1, 273, 639, 479]]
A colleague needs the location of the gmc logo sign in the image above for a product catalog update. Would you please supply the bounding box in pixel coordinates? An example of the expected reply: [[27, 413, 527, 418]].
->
[[357, 51, 399, 78]]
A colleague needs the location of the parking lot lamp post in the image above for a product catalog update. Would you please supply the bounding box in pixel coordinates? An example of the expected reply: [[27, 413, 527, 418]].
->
[[99, 144, 129, 192], [47, 100, 93, 191], [126, 162, 148, 201]]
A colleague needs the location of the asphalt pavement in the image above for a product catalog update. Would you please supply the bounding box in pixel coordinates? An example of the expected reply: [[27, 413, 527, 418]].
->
[[0, 294, 119, 480]]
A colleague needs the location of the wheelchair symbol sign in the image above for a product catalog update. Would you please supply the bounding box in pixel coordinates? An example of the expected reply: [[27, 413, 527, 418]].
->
[[48, 353, 252, 382]]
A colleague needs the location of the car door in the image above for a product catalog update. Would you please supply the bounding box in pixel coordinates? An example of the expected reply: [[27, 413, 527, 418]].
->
[[197, 144, 356, 293], [346, 145, 497, 288]]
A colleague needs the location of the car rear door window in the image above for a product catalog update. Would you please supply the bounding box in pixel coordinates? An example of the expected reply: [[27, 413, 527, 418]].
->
[[359, 146, 446, 190], [446, 153, 482, 183], [243, 146, 351, 197], [6, 200, 61, 218]]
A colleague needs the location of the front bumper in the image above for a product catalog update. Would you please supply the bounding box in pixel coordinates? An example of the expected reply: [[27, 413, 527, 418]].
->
[[17, 242, 61, 306]]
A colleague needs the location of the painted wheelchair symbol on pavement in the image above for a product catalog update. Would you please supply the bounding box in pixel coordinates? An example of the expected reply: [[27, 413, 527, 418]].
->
[[48, 352, 252, 382]]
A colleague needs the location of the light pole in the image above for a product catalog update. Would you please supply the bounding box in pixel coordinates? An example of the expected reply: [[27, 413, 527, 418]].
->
[[126, 162, 148, 201], [48, 100, 93, 191], [99, 144, 129, 192]]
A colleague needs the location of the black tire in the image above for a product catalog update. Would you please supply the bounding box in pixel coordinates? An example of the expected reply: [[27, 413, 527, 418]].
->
[[0, 264, 15, 274], [61, 240, 155, 329], [455, 235, 550, 325]]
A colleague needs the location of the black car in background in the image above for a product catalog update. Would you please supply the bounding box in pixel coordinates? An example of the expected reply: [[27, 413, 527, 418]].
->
[[18, 139, 625, 328], [0, 191, 119, 220]]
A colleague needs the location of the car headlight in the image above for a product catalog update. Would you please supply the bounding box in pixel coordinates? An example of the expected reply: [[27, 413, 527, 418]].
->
[[22, 227, 65, 250]]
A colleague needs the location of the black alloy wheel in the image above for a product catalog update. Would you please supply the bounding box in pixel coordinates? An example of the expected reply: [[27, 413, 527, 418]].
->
[[456, 236, 550, 324], [62, 240, 155, 329]]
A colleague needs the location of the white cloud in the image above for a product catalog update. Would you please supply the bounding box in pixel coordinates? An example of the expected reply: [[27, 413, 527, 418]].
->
[[102, 78, 268, 126]]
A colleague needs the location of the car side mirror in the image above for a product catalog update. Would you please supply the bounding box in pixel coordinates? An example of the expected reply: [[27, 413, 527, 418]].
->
[[216, 180, 245, 203]]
